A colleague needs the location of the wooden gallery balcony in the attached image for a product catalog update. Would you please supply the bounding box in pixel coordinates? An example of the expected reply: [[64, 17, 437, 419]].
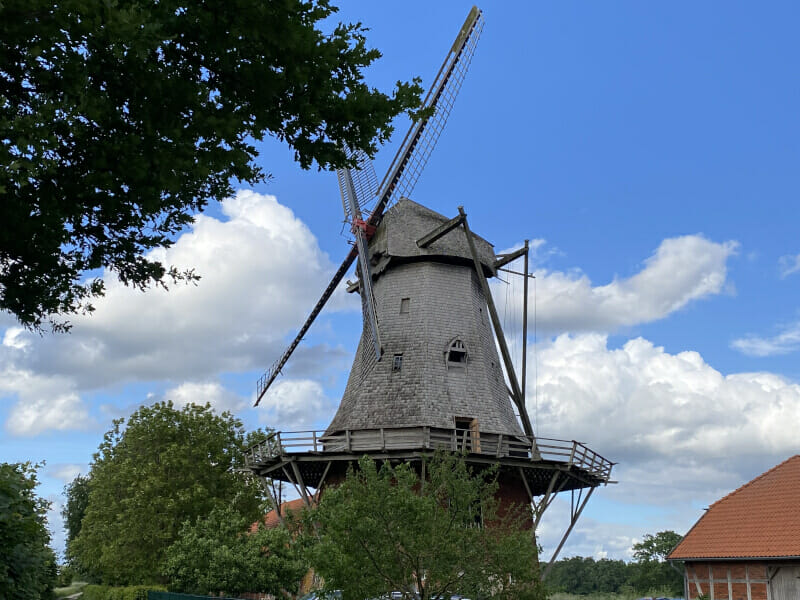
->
[[245, 426, 613, 497]]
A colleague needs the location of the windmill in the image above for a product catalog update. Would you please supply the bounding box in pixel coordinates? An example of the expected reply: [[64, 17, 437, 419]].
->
[[254, 5, 485, 408], [247, 6, 613, 576]]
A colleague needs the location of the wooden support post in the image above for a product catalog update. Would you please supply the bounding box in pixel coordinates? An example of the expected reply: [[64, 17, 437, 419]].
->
[[542, 486, 595, 580], [458, 207, 535, 440], [282, 465, 304, 501], [290, 461, 312, 509], [314, 461, 333, 504], [522, 239, 529, 409], [533, 471, 570, 530], [518, 467, 536, 540], [258, 475, 285, 528]]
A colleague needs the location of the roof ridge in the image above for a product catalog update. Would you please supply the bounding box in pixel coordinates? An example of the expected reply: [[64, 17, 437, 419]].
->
[[668, 455, 800, 560], [707, 454, 800, 510]]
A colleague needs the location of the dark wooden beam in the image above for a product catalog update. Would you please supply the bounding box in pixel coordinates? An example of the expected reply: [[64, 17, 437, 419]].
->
[[522, 240, 529, 410], [416, 214, 465, 248], [494, 245, 528, 269], [458, 207, 535, 440]]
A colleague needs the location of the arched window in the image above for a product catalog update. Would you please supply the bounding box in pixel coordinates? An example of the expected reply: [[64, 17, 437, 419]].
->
[[446, 338, 467, 367]]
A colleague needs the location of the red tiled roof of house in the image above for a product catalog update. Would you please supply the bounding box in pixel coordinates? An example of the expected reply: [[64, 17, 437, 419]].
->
[[249, 497, 311, 532], [668, 455, 800, 560]]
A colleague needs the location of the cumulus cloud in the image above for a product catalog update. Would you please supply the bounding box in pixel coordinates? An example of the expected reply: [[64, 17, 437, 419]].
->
[[1, 367, 94, 436], [731, 320, 800, 357], [496, 235, 737, 334], [528, 334, 800, 500], [258, 379, 335, 430], [164, 381, 247, 413], [1, 191, 356, 389], [537, 497, 645, 561], [779, 253, 800, 278]]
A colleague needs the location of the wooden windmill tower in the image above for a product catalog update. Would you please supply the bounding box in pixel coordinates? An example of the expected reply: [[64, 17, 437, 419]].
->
[[247, 6, 613, 574]]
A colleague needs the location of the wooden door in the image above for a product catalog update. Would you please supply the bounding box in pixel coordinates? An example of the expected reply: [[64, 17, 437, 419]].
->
[[771, 566, 800, 600]]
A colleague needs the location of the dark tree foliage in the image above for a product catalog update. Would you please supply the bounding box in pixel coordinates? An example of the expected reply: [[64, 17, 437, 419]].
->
[[0, 462, 58, 600], [70, 401, 270, 585], [0, 0, 423, 331], [61, 474, 89, 547], [545, 532, 685, 598], [164, 504, 307, 597], [630, 530, 684, 596], [306, 453, 546, 600], [61, 474, 90, 576]]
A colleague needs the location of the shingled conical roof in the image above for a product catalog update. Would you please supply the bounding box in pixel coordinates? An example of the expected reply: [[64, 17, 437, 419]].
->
[[325, 199, 524, 437]]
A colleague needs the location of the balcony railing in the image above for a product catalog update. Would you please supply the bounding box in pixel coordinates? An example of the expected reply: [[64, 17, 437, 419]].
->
[[245, 426, 613, 483]]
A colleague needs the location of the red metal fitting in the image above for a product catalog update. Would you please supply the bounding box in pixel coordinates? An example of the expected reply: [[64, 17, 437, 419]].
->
[[352, 219, 377, 239]]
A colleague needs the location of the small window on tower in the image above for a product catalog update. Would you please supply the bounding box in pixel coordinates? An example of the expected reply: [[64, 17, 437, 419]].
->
[[392, 354, 403, 372], [446, 339, 467, 367], [400, 298, 410, 314]]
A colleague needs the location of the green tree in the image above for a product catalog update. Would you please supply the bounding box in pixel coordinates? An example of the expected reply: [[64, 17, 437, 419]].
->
[[629, 530, 684, 596], [306, 453, 546, 600], [70, 401, 269, 585], [164, 504, 307, 597], [0, 0, 423, 331], [61, 474, 90, 573], [0, 462, 58, 600]]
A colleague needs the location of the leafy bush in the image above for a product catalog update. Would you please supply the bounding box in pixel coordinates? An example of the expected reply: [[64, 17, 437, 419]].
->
[[0, 462, 58, 600], [80, 584, 166, 600]]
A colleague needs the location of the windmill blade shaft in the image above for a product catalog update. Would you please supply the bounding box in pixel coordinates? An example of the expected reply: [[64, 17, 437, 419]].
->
[[340, 167, 382, 361], [255, 247, 357, 406], [353, 226, 382, 361], [372, 6, 484, 221]]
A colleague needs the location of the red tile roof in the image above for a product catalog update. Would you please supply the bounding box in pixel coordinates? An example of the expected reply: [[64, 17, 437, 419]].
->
[[249, 497, 312, 532], [668, 455, 800, 560]]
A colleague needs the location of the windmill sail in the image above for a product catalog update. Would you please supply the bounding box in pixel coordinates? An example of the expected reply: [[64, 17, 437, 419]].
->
[[338, 147, 379, 224], [255, 6, 484, 406], [372, 6, 484, 216], [339, 167, 382, 362]]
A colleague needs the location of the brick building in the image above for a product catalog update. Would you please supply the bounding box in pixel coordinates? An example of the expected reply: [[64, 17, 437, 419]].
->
[[668, 455, 800, 600]]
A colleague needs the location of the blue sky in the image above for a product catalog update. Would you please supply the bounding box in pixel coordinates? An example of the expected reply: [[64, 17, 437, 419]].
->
[[2, 1, 800, 561]]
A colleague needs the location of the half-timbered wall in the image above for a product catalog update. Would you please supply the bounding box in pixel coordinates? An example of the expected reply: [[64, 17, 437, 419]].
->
[[684, 561, 800, 600]]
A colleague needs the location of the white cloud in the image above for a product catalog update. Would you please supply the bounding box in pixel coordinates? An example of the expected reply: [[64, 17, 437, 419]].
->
[[529, 334, 800, 504], [779, 253, 800, 278], [537, 498, 644, 562], [259, 379, 334, 430], [1, 191, 356, 393], [3, 327, 30, 350], [1, 367, 94, 436], [496, 235, 738, 334], [731, 320, 800, 357], [165, 381, 247, 413]]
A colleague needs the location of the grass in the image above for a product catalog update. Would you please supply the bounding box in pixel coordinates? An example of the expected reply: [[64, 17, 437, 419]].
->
[[54, 580, 89, 598]]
